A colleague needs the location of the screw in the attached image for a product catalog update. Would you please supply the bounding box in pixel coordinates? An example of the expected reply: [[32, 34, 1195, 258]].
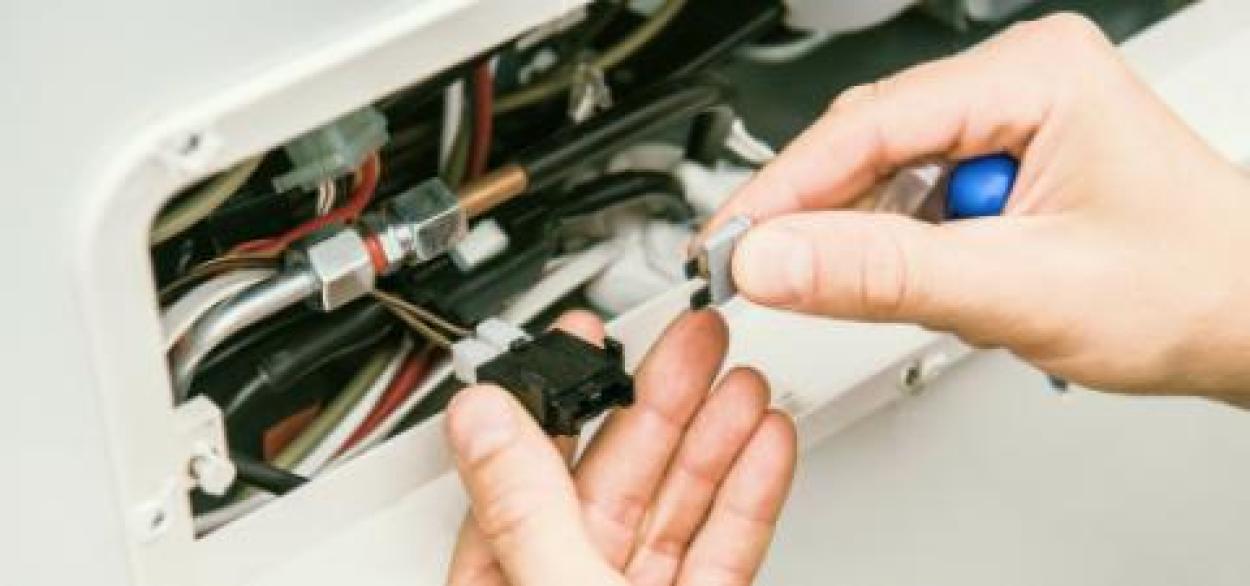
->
[[179, 133, 202, 156], [899, 352, 952, 395]]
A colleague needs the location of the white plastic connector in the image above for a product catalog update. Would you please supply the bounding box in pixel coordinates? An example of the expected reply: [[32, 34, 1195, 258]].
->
[[675, 161, 754, 217], [474, 318, 530, 349], [452, 318, 531, 384], [450, 219, 509, 272]]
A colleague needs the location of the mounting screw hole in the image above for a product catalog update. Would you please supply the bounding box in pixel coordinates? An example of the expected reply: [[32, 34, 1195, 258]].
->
[[179, 133, 203, 156]]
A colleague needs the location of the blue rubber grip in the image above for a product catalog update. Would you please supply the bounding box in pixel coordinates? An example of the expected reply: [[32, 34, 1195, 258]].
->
[[946, 153, 1018, 219]]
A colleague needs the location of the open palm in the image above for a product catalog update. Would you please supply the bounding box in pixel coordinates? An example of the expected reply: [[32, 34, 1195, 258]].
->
[[445, 310, 797, 585]]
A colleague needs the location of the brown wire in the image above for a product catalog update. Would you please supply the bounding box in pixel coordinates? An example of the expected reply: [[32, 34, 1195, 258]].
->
[[372, 293, 453, 349], [158, 252, 282, 305], [370, 290, 471, 337]]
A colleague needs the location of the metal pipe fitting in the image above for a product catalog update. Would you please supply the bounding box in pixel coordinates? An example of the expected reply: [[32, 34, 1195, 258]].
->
[[169, 270, 320, 400], [368, 178, 468, 273], [289, 230, 376, 311]]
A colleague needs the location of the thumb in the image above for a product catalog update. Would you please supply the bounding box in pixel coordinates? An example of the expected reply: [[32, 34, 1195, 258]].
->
[[446, 386, 619, 586], [732, 211, 1047, 345]]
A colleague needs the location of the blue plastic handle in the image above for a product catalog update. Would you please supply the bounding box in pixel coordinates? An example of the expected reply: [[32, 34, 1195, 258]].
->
[[946, 153, 1018, 219]]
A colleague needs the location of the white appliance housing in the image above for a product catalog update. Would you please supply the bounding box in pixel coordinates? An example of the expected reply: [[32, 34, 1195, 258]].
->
[[6, 1, 1250, 585]]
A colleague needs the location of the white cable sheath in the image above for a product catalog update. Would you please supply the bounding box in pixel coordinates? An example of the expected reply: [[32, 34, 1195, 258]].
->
[[160, 268, 276, 350], [439, 81, 465, 172], [725, 118, 777, 165], [293, 337, 414, 477]]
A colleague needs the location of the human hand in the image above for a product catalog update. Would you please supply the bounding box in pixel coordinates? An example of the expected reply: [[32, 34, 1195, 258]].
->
[[710, 13, 1250, 400], [445, 310, 798, 585]]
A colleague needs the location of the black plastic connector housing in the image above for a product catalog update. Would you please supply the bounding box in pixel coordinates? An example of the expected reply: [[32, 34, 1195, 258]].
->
[[476, 330, 634, 436]]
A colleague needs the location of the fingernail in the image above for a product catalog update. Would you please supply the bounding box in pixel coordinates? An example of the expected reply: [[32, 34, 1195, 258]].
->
[[734, 226, 812, 305], [447, 387, 517, 464]]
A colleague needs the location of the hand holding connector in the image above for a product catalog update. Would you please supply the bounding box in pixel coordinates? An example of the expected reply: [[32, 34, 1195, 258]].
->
[[444, 311, 798, 585], [451, 318, 633, 436]]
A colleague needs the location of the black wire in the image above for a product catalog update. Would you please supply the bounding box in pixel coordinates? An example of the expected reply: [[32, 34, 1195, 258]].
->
[[552, 170, 692, 222], [231, 452, 307, 495], [517, 76, 732, 193], [215, 300, 398, 420], [574, 0, 629, 57]]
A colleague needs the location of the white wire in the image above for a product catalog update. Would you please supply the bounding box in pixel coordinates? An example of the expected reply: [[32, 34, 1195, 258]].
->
[[501, 239, 621, 325], [160, 268, 276, 351], [292, 336, 414, 477], [439, 80, 465, 172], [725, 118, 777, 165], [315, 179, 336, 216], [331, 361, 453, 466]]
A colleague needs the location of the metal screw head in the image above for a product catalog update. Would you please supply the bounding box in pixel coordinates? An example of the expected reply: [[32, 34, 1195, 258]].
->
[[899, 352, 953, 395]]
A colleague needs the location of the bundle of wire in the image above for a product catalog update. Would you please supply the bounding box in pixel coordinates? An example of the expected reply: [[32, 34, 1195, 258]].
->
[[167, 0, 735, 532]]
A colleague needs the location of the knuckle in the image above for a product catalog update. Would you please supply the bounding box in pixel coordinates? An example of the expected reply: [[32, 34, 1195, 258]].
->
[[827, 79, 887, 116], [473, 482, 556, 543], [855, 221, 916, 319], [1039, 12, 1108, 44], [1015, 12, 1111, 54], [581, 491, 649, 540]]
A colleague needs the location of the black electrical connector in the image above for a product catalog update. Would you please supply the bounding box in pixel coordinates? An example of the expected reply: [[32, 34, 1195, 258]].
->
[[474, 330, 634, 436]]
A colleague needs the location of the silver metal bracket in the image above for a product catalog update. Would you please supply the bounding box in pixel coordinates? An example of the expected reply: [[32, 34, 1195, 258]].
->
[[686, 215, 753, 308]]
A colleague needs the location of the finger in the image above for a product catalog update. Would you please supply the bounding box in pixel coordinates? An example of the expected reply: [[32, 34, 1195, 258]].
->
[[625, 368, 771, 586], [446, 386, 614, 585], [574, 310, 730, 567], [702, 15, 1106, 235], [447, 310, 602, 583], [732, 210, 1064, 349], [448, 521, 507, 586], [550, 308, 606, 347], [676, 412, 797, 586]]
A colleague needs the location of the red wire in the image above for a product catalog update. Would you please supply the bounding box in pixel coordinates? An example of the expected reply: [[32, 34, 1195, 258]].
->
[[336, 347, 436, 456], [232, 153, 382, 255], [467, 61, 494, 180], [363, 233, 388, 274]]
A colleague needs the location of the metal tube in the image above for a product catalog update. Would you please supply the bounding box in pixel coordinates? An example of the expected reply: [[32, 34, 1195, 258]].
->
[[169, 269, 320, 400], [457, 164, 528, 218]]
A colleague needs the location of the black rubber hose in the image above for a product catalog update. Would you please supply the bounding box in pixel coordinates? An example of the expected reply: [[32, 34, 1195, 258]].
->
[[221, 300, 397, 418], [553, 170, 692, 221], [517, 77, 731, 194], [231, 452, 307, 495]]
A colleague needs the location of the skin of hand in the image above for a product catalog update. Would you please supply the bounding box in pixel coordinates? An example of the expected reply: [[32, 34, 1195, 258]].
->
[[708, 13, 1250, 400], [444, 310, 798, 586]]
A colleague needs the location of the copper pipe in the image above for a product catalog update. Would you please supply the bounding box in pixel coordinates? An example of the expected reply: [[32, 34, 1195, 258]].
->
[[457, 164, 528, 218]]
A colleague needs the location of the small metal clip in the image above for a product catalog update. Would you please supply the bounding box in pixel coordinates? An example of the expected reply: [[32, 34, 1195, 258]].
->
[[686, 215, 753, 309]]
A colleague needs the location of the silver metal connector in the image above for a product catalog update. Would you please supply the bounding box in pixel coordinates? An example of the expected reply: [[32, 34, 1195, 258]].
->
[[368, 179, 467, 274], [687, 215, 752, 308], [290, 230, 376, 311]]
